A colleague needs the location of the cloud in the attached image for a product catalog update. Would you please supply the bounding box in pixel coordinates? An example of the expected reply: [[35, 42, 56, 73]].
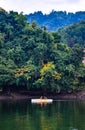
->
[[66, 0, 80, 4], [0, 0, 85, 14]]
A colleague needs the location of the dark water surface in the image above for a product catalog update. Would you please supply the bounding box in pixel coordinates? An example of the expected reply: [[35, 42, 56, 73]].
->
[[0, 100, 85, 130]]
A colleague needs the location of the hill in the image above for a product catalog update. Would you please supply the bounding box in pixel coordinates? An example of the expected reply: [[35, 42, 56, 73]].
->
[[26, 11, 85, 31], [58, 21, 85, 46], [0, 9, 85, 93]]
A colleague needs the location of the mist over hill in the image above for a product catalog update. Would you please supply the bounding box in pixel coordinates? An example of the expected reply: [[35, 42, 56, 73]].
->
[[26, 11, 85, 31]]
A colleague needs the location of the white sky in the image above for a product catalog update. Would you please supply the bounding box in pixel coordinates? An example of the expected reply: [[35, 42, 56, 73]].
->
[[0, 0, 85, 14]]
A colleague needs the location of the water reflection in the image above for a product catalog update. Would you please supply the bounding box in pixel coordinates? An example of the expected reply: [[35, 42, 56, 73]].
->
[[0, 100, 85, 130]]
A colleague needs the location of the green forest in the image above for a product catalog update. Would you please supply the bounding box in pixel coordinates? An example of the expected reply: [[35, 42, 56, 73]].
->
[[0, 8, 85, 93]]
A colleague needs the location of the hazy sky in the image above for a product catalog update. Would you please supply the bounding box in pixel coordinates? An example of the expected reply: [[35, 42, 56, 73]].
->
[[0, 0, 85, 14]]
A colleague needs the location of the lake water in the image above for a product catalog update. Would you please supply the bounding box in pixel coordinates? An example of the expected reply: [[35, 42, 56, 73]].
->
[[0, 100, 85, 130]]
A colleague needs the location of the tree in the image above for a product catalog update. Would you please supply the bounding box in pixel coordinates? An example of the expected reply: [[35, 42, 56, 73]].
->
[[15, 63, 37, 89], [0, 57, 16, 92], [34, 62, 61, 91]]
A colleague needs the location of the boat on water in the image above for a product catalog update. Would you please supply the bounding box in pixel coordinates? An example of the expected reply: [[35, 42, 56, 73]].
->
[[31, 99, 53, 103]]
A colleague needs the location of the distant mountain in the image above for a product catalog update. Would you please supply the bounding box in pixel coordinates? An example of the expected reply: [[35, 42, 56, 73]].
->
[[26, 11, 85, 31]]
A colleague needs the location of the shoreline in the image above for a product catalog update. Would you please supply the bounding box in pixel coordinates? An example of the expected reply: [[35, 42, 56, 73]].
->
[[0, 91, 85, 100]]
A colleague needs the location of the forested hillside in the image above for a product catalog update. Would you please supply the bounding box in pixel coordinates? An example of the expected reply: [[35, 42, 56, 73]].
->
[[0, 8, 85, 93], [58, 21, 85, 46], [26, 11, 85, 31]]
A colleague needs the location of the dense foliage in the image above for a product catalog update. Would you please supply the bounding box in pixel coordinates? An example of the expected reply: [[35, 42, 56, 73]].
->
[[0, 8, 85, 93], [26, 10, 85, 31], [58, 21, 85, 46]]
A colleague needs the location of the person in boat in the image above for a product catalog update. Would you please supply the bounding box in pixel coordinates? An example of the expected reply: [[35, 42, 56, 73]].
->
[[40, 96, 47, 99], [40, 96, 43, 99], [44, 96, 47, 99]]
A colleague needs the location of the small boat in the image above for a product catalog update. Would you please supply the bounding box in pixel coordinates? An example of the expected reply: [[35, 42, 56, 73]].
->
[[31, 99, 53, 103]]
